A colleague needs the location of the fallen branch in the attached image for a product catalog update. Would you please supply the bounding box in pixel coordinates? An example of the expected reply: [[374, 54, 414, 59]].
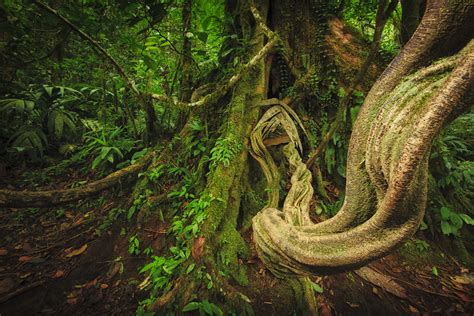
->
[[0, 152, 154, 208]]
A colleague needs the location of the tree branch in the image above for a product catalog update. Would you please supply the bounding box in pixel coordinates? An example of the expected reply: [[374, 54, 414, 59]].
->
[[151, 36, 277, 108], [34, 0, 277, 112], [0, 152, 154, 208], [34, 1, 141, 96]]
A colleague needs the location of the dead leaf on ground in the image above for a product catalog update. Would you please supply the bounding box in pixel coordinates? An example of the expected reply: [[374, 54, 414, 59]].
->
[[452, 274, 474, 286], [106, 262, 121, 280], [408, 305, 419, 313], [53, 270, 65, 278], [66, 298, 78, 305], [65, 244, 88, 258], [0, 248, 8, 256], [100, 283, 109, 289], [18, 256, 32, 263], [19, 272, 32, 279], [85, 278, 98, 289]]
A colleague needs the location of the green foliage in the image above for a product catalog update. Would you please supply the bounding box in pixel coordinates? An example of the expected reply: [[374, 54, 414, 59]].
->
[[79, 127, 142, 170], [311, 281, 324, 294], [96, 207, 126, 236], [182, 299, 223, 316], [429, 111, 474, 237], [129, 234, 141, 256], [439, 206, 474, 237], [137, 193, 216, 310], [0, 84, 81, 160], [341, 0, 400, 58], [414, 239, 430, 252], [316, 195, 344, 217], [209, 136, 242, 169]]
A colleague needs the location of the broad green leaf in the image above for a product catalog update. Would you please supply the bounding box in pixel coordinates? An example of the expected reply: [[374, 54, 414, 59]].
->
[[182, 302, 200, 312], [440, 221, 452, 235], [186, 263, 195, 274], [459, 214, 474, 225], [440, 206, 451, 220], [201, 300, 212, 314], [92, 155, 103, 169], [311, 281, 324, 293]]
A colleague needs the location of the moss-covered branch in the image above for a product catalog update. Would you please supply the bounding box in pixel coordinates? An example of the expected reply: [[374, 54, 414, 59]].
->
[[0, 152, 154, 208]]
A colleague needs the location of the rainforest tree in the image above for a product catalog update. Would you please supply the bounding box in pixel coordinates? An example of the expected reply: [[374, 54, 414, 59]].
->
[[0, 0, 473, 314]]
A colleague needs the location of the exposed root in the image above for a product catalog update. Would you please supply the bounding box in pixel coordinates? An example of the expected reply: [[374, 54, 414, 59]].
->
[[251, 41, 473, 276]]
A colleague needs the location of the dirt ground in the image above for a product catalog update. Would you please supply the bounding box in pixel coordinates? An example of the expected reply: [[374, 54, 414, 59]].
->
[[1, 167, 473, 315]]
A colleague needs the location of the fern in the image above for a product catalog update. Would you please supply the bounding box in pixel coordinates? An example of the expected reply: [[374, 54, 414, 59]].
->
[[209, 136, 242, 169]]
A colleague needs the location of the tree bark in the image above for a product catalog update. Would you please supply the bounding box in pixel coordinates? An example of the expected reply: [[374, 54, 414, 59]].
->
[[400, 0, 423, 45], [252, 0, 474, 276]]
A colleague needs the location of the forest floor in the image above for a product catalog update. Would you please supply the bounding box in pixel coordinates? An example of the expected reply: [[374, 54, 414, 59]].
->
[[0, 164, 473, 315]]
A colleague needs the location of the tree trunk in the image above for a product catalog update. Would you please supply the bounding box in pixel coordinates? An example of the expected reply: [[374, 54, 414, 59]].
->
[[252, 0, 474, 276], [400, 0, 424, 45]]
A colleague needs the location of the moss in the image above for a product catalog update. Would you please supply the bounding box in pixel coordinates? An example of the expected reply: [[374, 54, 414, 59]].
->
[[346, 272, 356, 283], [396, 239, 446, 266], [217, 225, 249, 286]]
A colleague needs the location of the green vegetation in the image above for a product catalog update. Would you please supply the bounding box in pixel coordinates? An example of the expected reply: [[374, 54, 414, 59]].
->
[[0, 0, 472, 315]]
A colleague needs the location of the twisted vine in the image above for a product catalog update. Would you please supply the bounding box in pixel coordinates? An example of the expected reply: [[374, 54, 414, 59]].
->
[[251, 40, 473, 277]]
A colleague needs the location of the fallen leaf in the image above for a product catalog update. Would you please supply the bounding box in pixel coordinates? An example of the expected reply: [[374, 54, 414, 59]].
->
[[19, 272, 32, 279], [18, 256, 32, 263], [408, 305, 419, 313], [85, 278, 97, 289], [66, 298, 77, 305], [106, 262, 120, 279], [65, 244, 88, 258], [0, 248, 8, 256], [53, 270, 65, 278], [100, 283, 109, 289], [452, 274, 474, 286], [65, 211, 75, 218]]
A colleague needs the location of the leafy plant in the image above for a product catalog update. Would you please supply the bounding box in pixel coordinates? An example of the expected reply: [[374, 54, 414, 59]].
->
[[439, 206, 474, 236], [414, 239, 430, 252], [310, 281, 324, 294], [80, 127, 141, 170], [209, 136, 241, 169], [182, 299, 223, 316], [1, 84, 81, 159], [137, 193, 216, 310], [129, 234, 141, 256]]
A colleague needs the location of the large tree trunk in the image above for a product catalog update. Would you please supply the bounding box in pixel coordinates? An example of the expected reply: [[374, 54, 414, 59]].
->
[[252, 0, 474, 276]]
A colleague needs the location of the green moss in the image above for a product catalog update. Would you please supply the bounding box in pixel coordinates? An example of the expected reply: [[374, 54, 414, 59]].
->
[[218, 224, 249, 286], [396, 239, 446, 266]]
